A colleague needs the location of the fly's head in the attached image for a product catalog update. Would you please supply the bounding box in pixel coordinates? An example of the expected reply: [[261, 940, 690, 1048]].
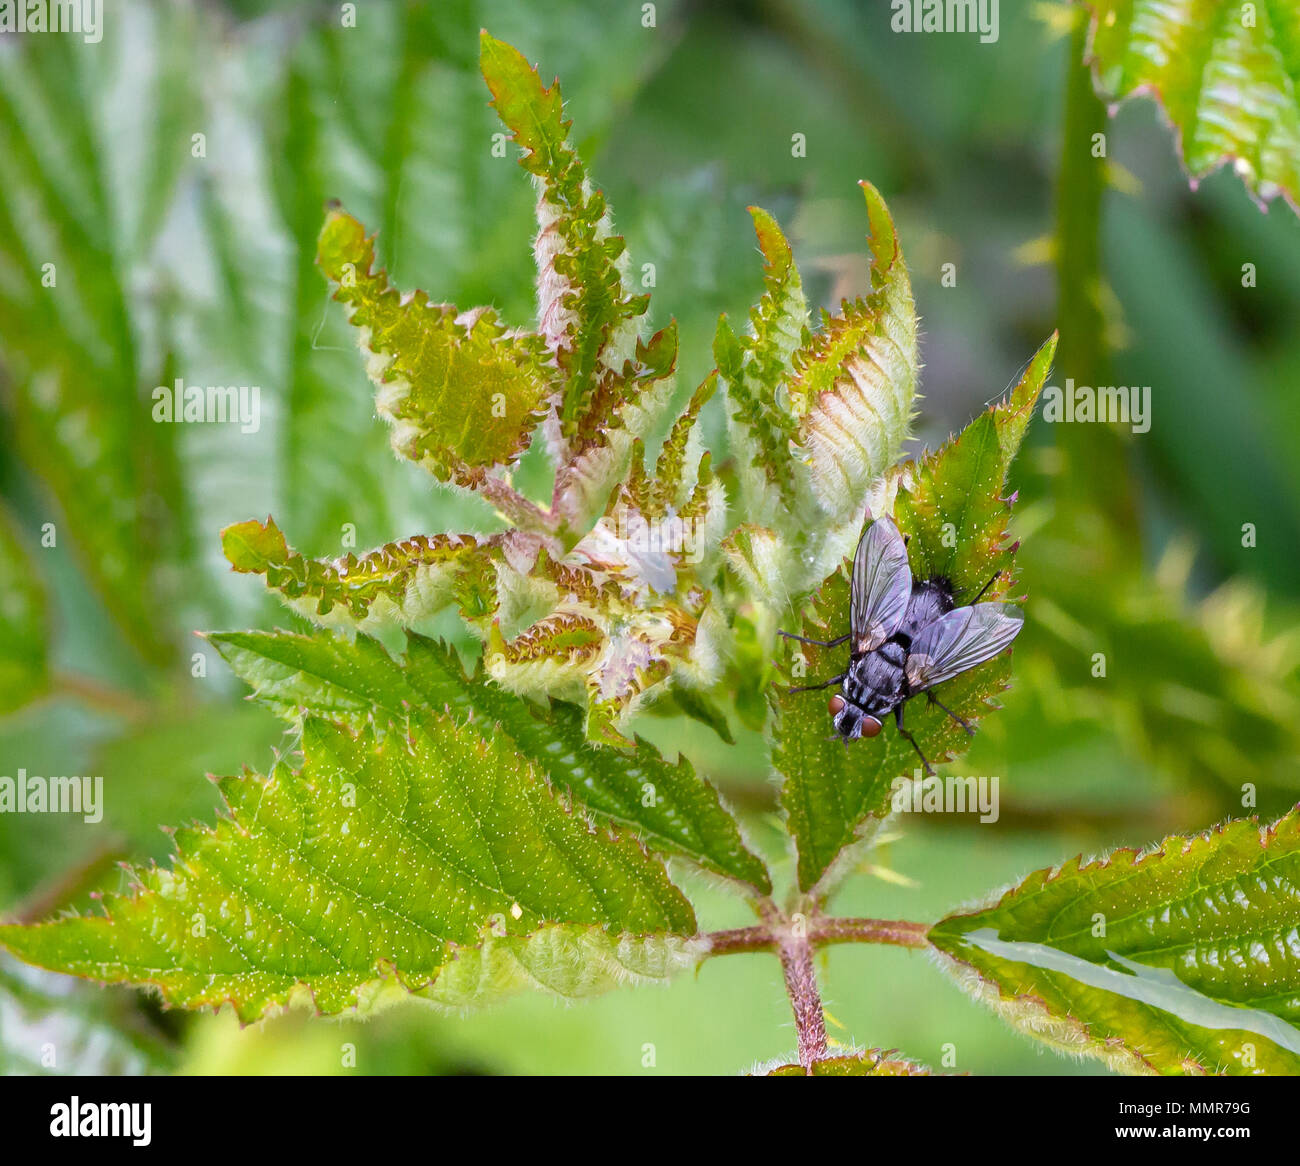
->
[[827, 693, 883, 742]]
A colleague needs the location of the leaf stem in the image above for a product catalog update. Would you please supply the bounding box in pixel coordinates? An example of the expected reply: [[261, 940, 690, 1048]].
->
[[705, 915, 930, 956], [705, 913, 930, 1072]]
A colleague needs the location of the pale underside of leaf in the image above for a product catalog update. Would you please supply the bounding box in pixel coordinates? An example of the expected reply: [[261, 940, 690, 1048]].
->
[[1083, 0, 1300, 209], [930, 809, 1300, 1074]]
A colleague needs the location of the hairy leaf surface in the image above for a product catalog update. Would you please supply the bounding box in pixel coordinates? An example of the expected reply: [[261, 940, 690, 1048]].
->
[[761, 1049, 934, 1076], [931, 808, 1300, 1074], [1083, 0, 1300, 208], [0, 715, 697, 1021], [208, 629, 770, 891]]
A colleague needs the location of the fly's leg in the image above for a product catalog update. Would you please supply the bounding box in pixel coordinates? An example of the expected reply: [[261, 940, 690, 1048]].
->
[[926, 691, 975, 736], [778, 629, 851, 649], [966, 571, 1002, 605], [894, 704, 935, 776], [787, 673, 846, 695]]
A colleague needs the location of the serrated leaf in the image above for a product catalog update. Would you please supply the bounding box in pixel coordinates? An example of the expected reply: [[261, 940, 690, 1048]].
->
[[317, 207, 550, 483], [1083, 0, 1300, 209], [715, 207, 809, 506], [930, 808, 1300, 1075], [208, 629, 770, 892], [480, 31, 649, 444], [791, 182, 918, 523], [894, 334, 1056, 591], [220, 517, 490, 633], [776, 335, 1056, 894], [652, 372, 718, 512], [0, 714, 697, 1021], [760, 1048, 935, 1076], [0, 508, 48, 713]]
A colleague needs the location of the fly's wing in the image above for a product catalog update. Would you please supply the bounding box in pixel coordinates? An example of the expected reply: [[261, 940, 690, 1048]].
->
[[904, 603, 1024, 692], [850, 516, 912, 652]]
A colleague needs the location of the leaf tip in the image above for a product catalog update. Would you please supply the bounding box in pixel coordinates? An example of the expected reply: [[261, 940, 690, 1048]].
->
[[221, 517, 288, 574]]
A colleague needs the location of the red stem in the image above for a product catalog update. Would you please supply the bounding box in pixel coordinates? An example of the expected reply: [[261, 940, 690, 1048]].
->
[[776, 931, 828, 1070]]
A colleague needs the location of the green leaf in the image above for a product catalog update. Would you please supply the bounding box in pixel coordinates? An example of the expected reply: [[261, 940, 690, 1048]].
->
[[480, 31, 650, 442], [760, 1049, 935, 1076], [1083, 0, 1300, 209], [207, 629, 771, 892], [790, 181, 919, 524], [894, 333, 1057, 592], [715, 207, 809, 509], [317, 207, 550, 484], [776, 335, 1057, 894], [0, 7, 202, 666], [220, 517, 490, 633], [930, 807, 1300, 1075], [0, 714, 698, 1022], [0, 507, 48, 712]]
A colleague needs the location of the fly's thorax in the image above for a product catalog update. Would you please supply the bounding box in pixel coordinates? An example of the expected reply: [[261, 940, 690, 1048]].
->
[[900, 578, 956, 636]]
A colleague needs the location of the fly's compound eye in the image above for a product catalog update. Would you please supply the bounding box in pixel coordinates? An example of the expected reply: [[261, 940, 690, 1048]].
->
[[860, 715, 883, 738], [828, 695, 846, 716]]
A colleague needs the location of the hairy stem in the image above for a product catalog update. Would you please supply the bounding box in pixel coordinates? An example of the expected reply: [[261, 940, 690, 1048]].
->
[[776, 930, 828, 1071], [705, 915, 931, 956]]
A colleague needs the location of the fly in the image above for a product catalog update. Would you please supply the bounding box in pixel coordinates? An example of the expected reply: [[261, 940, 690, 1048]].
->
[[780, 515, 1024, 774]]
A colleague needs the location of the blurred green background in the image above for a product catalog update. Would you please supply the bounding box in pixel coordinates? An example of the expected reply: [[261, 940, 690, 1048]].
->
[[1, 0, 1298, 1075]]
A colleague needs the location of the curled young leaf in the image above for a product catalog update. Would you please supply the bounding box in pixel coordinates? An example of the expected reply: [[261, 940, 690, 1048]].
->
[[317, 208, 550, 484], [221, 516, 491, 632]]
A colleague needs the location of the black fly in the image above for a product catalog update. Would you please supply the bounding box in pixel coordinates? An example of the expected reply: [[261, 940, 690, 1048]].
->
[[780, 515, 1023, 774]]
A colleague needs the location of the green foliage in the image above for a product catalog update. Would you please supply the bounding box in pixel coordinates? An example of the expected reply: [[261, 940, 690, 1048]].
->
[[213, 34, 923, 751], [317, 208, 551, 485], [1082, 0, 1300, 208], [207, 629, 770, 891], [931, 809, 1300, 1074], [0, 714, 698, 1022], [776, 336, 1056, 894], [4, 8, 1299, 1079]]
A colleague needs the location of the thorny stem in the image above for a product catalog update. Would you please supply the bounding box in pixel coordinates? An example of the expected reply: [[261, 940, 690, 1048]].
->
[[477, 474, 553, 534]]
